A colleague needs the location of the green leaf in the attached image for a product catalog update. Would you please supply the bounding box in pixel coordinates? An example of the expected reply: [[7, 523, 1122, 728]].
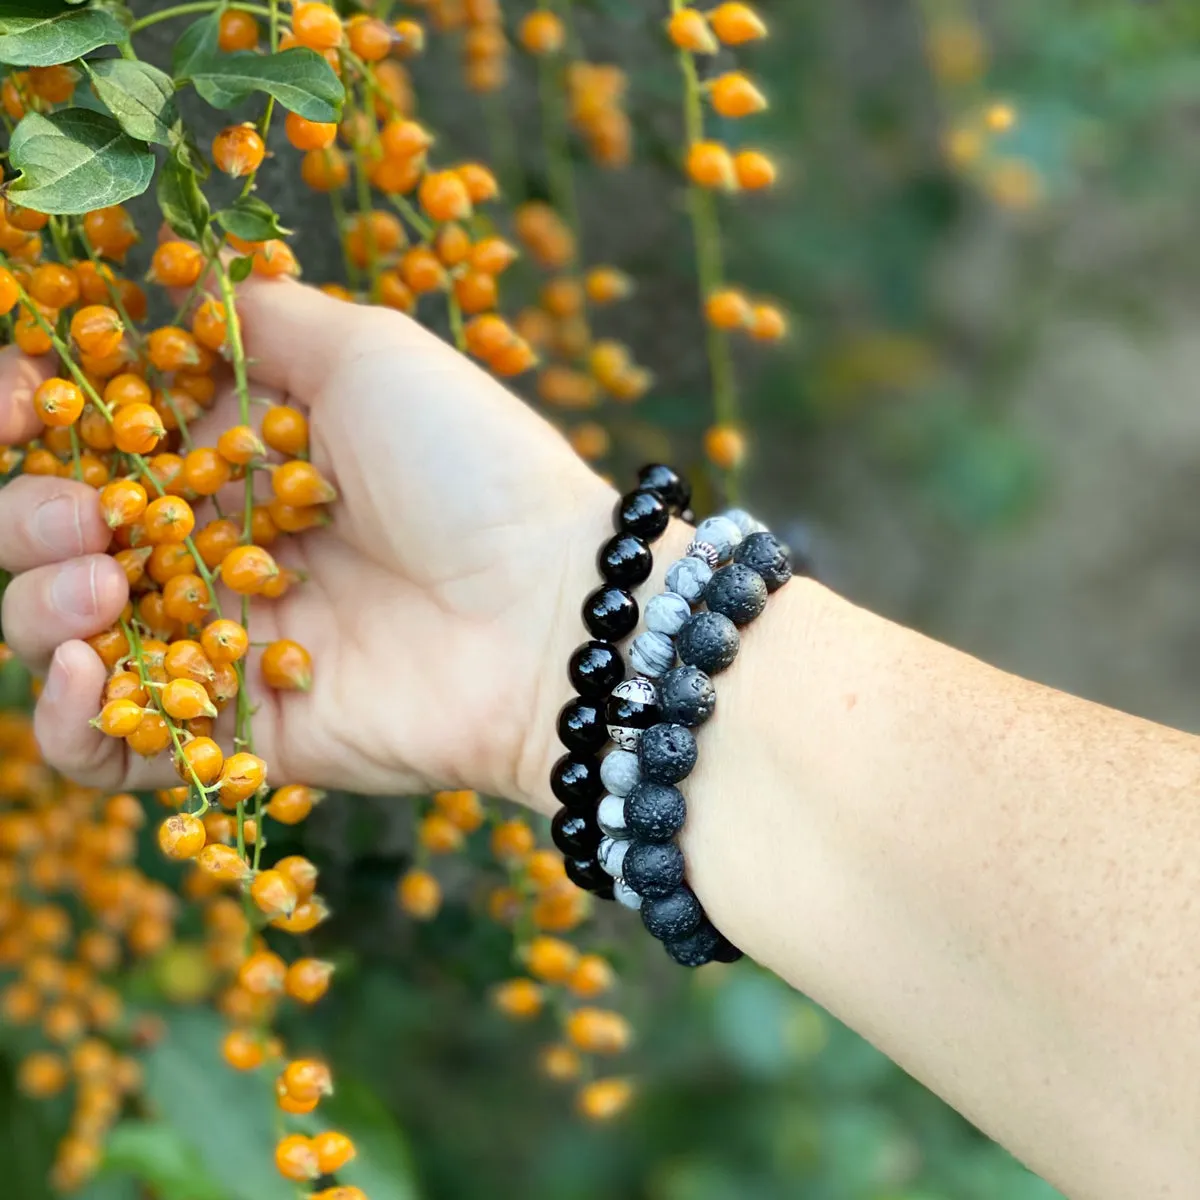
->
[[0, 3, 125, 67], [86, 59, 177, 146], [7, 108, 153, 215], [191, 47, 344, 121], [227, 254, 254, 283], [102, 1122, 231, 1200], [157, 147, 210, 242], [172, 12, 219, 79], [216, 196, 291, 243]]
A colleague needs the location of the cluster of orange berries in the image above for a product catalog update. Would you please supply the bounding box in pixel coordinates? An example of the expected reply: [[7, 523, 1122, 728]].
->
[[0, 711, 160, 1191], [396, 794, 633, 1120]]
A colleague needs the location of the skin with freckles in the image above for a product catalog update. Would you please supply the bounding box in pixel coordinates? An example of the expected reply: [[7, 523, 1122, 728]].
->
[[4, 274, 1200, 1198]]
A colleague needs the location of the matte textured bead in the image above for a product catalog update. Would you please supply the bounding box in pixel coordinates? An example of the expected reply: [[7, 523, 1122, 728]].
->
[[613, 878, 643, 910], [582, 585, 638, 641], [551, 807, 601, 858], [597, 533, 652, 588], [550, 754, 604, 810], [713, 937, 744, 963], [599, 748, 640, 797], [625, 781, 686, 842], [676, 611, 740, 674], [733, 530, 793, 592], [664, 918, 722, 967], [596, 792, 628, 837], [640, 885, 703, 941], [629, 630, 675, 678], [637, 723, 698, 784], [665, 556, 712, 603], [605, 677, 662, 750], [704, 563, 767, 626], [623, 840, 685, 898], [724, 508, 767, 537], [568, 639, 625, 698], [636, 463, 691, 513], [556, 696, 608, 756], [658, 665, 716, 727], [565, 856, 612, 893], [597, 835, 630, 878], [614, 488, 669, 540], [645, 591, 692, 636], [694, 515, 742, 563]]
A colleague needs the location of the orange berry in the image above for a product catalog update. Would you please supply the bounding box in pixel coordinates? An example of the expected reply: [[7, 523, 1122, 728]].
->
[[566, 1007, 631, 1054], [464, 313, 514, 360], [260, 640, 313, 691], [33, 378, 84, 427], [104, 372, 151, 409], [250, 869, 298, 919], [525, 936, 579, 984], [157, 814, 206, 861], [456, 162, 499, 203], [391, 18, 424, 56], [540, 276, 583, 318], [344, 209, 405, 267], [380, 119, 433, 160], [261, 404, 308, 456], [105, 671, 149, 706], [220, 545, 279, 595], [491, 818, 535, 863], [489, 337, 538, 377], [70, 304, 123, 357], [312, 1132, 357, 1175], [519, 10, 565, 55], [126, 711, 171, 757], [213, 124, 266, 177], [749, 302, 787, 341], [83, 206, 137, 259], [0, 266, 19, 315], [492, 978, 543, 1020], [180, 447, 230, 497], [222, 1028, 266, 1071], [142, 495, 195, 545], [285, 111, 337, 151], [14, 310, 53, 357], [733, 149, 776, 190], [577, 1077, 634, 1121], [568, 954, 615, 998], [29, 263, 79, 309], [433, 789, 484, 833], [272, 459, 336, 506], [347, 14, 392, 60], [252, 239, 300, 277], [285, 958, 334, 1003], [400, 247, 447, 295], [265, 784, 323, 825], [418, 812, 463, 855], [292, 2, 343, 50], [539, 1043, 582, 1082], [275, 855, 319, 899], [453, 270, 497, 315], [18, 1052, 67, 1099], [92, 699, 147, 739], [275, 1134, 320, 1182], [709, 2, 767, 45], [163, 639, 214, 684], [199, 843, 253, 884], [301, 147, 349, 192], [709, 71, 767, 118], [397, 868, 441, 919], [218, 9, 259, 50], [469, 236, 519, 276], [98, 479, 147, 530], [112, 402, 165, 454], [150, 241, 205, 288], [217, 753, 268, 805], [686, 141, 736, 190], [280, 1059, 333, 1104], [190, 297, 227, 352], [418, 170, 473, 222], [175, 737, 224, 786], [705, 288, 752, 330], [200, 619, 249, 666], [161, 678, 217, 722], [667, 8, 717, 53], [433, 222, 471, 267], [704, 423, 746, 469], [148, 325, 204, 372], [584, 266, 632, 305]]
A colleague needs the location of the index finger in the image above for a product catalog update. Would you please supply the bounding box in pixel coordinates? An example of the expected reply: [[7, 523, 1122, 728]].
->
[[0, 344, 56, 447]]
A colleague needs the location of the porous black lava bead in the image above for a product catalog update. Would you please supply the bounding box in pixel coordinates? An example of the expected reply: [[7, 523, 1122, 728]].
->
[[640, 885, 703, 941], [625, 781, 686, 842], [658, 665, 716, 728], [605, 678, 662, 750], [636, 463, 691, 513], [556, 696, 607, 755], [614, 488, 669, 540], [622, 840, 685, 898], [551, 807, 601, 857], [568, 640, 625, 697], [676, 611, 740, 674], [582, 585, 638, 641], [705, 563, 767, 626], [637, 722, 698, 784], [597, 533, 652, 588], [713, 937, 743, 963], [733, 530, 793, 592], [565, 856, 611, 893], [550, 754, 604, 810], [665, 919, 722, 967]]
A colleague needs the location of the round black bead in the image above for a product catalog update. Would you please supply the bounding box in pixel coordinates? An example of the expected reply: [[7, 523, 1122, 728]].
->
[[704, 563, 767, 626], [658, 665, 716, 728], [591, 876, 615, 902], [557, 697, 607, 755], [605, 678, 662, 750], [733, 531, 793, 592], [625, 781, 686, 842], [676, 611, 740, 674], [636, 463, 691, 514], [550, 754, 604, 810], [614, 488, 670, 540], [623, 840, 685, 898], [568, 640, 625, 698], [637, 722, 698, 785], [551, 807, 601, 857], [564, 856, 610, 893], [641, 885, 703, 941], [597, 533, 652, 588], [582, 585, 638, 641], [712, 936, 744, 963], [664, 918, 722, 967]]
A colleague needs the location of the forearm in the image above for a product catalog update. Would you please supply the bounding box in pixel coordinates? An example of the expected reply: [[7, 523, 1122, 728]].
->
[[529, 511, 1200, 1198]]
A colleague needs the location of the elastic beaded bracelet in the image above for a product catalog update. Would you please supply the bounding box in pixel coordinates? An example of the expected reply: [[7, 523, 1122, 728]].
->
[[598, 509, 795, 965], [549, 465, 691, 898]]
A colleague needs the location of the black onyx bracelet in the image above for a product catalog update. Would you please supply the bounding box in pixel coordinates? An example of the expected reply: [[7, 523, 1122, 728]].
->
[[549, 465, 691, 899]]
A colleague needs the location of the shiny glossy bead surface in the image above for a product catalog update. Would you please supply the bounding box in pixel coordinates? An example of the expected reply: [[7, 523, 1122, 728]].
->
[[597, 533, 652, 587], [637, 723, 698, 785], [664, 918, 721, 967], [605, 677, 662, 750], [557, 696, 608, 755], [551, 807, 601, 857], [614, 488, 669, 539], [733, 530, 793, 592], [623, 840, 685, 898], [676, 611, 740, 674], [641, 884, 703, 941], [658, 665, 716, 727], [625, 781, 686, 842], [704, 563, 767, 626], [582, 585, 638, 641], [636, 463, 691, 513], [568, 639, 625, 697], [550, 754, 604, 810], [565, 855, 610, 893]]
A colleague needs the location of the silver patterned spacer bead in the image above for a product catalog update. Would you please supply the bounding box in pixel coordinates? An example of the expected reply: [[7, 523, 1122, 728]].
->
[[684, 540, 719, 568]]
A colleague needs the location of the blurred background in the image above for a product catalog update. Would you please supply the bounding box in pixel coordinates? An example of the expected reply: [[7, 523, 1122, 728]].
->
[[8, 0, 1200, 1196]]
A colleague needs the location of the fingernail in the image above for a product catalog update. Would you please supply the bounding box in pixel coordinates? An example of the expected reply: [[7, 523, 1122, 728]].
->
[[50, 560, 98, 619], [42, 649, 68, 706], [31, 495, 83, 556]]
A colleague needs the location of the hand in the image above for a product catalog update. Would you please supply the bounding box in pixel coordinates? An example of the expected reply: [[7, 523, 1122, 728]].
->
[[0, 278, 617, 809]]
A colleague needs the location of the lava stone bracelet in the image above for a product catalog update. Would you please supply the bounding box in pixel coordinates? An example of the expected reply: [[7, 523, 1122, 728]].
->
[[549, 465, 692, 899], [596, 510, 795, 965]]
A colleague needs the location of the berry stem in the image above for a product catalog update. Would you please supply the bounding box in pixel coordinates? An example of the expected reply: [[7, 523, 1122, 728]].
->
[[128, 2, 273, 34]]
